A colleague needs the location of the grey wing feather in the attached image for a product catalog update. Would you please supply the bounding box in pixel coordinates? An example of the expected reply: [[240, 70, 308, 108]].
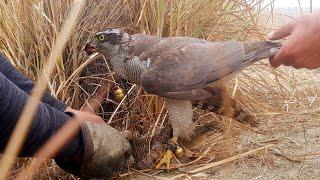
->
[[140, 41, 246, 95], [129, 34, 207, 57]]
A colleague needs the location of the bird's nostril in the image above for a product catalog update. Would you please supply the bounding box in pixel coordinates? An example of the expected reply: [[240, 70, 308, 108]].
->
[[84, 43, 96, 55]]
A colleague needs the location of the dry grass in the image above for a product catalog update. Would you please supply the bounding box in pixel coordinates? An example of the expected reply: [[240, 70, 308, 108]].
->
[[0, 0, 319, 179]]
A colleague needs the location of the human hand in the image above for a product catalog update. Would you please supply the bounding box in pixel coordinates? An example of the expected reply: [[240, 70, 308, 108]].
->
[[64, 107, 105, 124], [55, 120, 130, 178], [268, 12, 320, 69]]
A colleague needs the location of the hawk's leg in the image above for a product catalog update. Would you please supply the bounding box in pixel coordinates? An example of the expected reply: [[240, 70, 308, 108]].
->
[[156, 99, 194, 169], [165, 99, 194, 139], [194, 86, 258, 126]]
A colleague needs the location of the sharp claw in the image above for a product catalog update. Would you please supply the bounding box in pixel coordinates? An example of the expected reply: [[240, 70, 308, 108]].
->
[[156, 136, 187, 169], [155, 150, 174, 169]]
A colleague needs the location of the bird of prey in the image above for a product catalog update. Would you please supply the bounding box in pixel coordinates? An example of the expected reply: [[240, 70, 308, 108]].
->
[[85, 28, 281, 168]]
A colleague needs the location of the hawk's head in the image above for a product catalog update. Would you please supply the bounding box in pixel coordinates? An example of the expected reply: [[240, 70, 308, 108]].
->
[[85, 28, 131, 57]]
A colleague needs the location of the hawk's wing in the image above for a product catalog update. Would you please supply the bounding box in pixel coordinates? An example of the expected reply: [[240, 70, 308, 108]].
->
[[127, 35, 280, 100], [139, 40, 246, 95]]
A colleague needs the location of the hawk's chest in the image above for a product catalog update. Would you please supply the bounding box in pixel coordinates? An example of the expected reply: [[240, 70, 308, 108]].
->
[[119, 56, 151, 84]]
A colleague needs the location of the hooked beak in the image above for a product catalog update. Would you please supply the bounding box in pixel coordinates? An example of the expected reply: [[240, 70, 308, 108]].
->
[[84, 42, 97, 55]]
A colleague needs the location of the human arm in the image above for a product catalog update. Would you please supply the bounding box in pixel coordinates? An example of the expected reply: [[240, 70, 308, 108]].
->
[[0, 53, 67, 111], [0, 67, 128, 178]]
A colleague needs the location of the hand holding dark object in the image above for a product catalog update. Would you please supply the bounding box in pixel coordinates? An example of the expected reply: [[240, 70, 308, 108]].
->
[[0, 53, 130, 178], [268, 12, 320, 69], [58, 107, 131, 178], [56, 122, 131, 178]]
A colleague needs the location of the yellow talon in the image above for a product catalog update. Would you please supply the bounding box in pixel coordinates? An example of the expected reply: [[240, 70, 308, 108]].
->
[[156, 137, 186, 169], [115, 88, 125, 100], [155, 150, 174, 169]]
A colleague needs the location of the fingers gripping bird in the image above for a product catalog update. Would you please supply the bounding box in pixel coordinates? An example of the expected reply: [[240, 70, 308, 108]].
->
[[85, 29, 281, 168]]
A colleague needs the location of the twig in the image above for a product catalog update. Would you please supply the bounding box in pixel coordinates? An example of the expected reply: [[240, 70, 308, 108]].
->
[[108, 84, 136, 124], [148, 103, 166, 153], [170, 144, 273, 179]]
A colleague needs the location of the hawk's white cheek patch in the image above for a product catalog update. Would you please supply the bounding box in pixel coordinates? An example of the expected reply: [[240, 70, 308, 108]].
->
[[146, 58, 151, 67], [105, 29, 121, 35]]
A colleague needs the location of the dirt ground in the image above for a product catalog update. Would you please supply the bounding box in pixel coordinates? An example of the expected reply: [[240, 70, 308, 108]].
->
[[125, 67, 320, 179], [128, 113, 320, 180], [198, 114, 320, 180]]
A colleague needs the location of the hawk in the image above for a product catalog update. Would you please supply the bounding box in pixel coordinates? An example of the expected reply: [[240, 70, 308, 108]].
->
[[85, 29, 281, 168]]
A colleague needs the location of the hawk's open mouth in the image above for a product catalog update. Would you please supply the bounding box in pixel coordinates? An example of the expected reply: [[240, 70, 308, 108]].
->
[[85, 43, 96, 55]]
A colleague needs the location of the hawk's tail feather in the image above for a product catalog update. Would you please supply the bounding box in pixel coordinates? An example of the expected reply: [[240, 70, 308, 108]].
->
[[243, 41, 282, 64], [193, 86, 258, 126]]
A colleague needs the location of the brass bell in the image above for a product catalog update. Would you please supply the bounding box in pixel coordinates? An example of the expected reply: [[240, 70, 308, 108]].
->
[[174, 146, 184, 158], [115, 88, 125, 100]]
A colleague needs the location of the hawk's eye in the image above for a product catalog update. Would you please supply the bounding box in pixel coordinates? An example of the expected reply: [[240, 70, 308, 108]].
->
[[98, 34, 105, 41]]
